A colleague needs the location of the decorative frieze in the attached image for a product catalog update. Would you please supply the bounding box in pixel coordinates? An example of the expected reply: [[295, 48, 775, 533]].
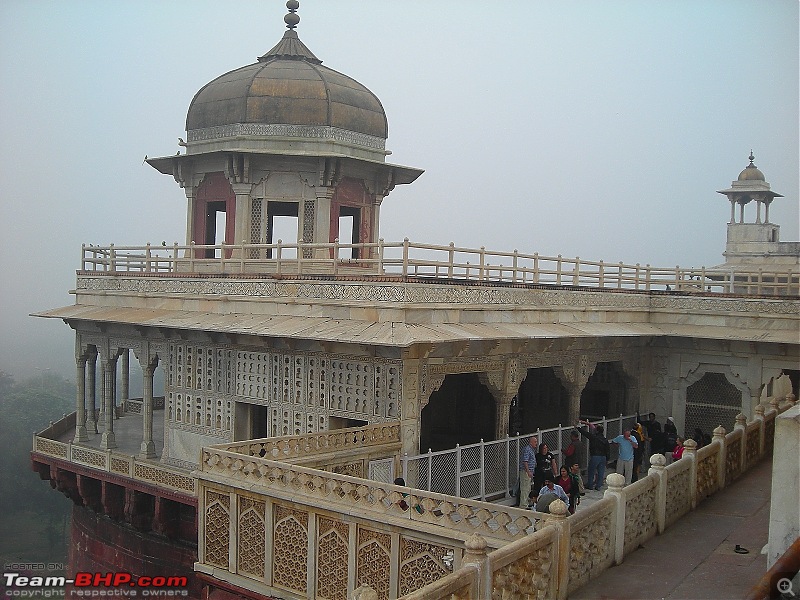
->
[[429, 361, 504, 375], [650, 294, 799, 315], [77, 277, 652, 309], [76, 274, 800, 319], [187, 123, 387, 151]]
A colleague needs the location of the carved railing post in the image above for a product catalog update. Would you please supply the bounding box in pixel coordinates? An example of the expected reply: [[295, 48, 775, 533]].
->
[[647, 454, 667, 533], [754, 404, 766, 456], [604, 472, 626, 565], [545, 499, 571, 600], [683, 438, 698, 509], [735, 413, 747, 472], [712, 426, 727, 489], [462, 533, 489, 599]]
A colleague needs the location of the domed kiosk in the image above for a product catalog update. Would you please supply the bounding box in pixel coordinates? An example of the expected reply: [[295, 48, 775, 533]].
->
[[148, 1, 421, 258], [715, 152, 798, 271]]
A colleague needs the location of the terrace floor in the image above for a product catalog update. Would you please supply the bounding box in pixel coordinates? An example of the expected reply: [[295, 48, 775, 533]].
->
[[570, 456, 774, 600], [55, 404, 167, 461]]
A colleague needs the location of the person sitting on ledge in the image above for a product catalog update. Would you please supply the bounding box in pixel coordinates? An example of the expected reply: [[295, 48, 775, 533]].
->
[[535, 474, 569, 513]]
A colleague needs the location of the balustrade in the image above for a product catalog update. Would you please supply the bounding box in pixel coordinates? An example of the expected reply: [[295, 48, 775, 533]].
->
[[31, 411, 195, 496], [79, 241, 799, 296], [190, 401, 792, 599], [34, 394, 792, 599]]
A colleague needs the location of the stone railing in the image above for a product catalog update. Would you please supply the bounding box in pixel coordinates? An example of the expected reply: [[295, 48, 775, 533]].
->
[[189, 399, 792, 599], [32, 412, 195, 496], [79, 240, 800, 296], [395, 397, 794, 600], [36, 411, 76, 440], [200, 447, 550, 544], [124, 396, 165, 414], [220, 422, 401, 475], [196, 436, 557, 600]]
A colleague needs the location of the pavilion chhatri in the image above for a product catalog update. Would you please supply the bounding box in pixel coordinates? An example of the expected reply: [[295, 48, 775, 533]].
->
[[31, 3, 799, 599]]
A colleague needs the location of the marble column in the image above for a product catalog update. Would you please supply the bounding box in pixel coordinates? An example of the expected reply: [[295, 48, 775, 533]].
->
[[100, 357, 117, 449], [139, 363, 157, 459], [73, 356, 88, 443], [120, 349, 129, 416], [231, 183, 253, 253], [86, 350, 98, 433], [494, 393, 515, 440], [567, 388, 582, 426]]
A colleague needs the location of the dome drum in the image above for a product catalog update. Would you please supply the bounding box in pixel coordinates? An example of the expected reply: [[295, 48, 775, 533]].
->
[[184, 122, 388, 163]]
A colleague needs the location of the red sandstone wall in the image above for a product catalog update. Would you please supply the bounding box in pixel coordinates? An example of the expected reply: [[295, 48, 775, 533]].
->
[[68, 505, 199, 599]]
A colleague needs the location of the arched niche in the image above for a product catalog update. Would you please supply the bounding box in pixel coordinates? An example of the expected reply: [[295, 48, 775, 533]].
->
[[420, 373, 495, 452], [579, 361, 629, 419], [515, 367, 569, 432], [685, 372, 742, 439]]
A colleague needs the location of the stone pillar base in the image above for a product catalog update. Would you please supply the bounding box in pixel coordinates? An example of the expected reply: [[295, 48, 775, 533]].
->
[[139, 441, 156, 459], [73, 425, 89, 443], [100, 431, 116, 449]]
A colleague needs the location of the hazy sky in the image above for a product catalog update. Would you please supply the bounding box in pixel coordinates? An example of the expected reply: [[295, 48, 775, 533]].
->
[[1, 0, 797, 379]]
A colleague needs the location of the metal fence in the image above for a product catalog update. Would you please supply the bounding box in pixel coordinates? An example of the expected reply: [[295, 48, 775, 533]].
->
[[400, 414, 639, 502]]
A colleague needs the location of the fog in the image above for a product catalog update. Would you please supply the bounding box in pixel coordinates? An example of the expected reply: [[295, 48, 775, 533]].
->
[[1, 0, 797, 380]]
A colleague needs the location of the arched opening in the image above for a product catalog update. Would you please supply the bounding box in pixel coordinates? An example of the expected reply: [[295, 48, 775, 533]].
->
[[685, 372, 742, 439], [579, 362, 628, 419], [193, 172, 235, 258], [513, 367, 569, 433], [337, 206, 361, 259], [420, 373, 495, 452], [267, 201, 300, 258]]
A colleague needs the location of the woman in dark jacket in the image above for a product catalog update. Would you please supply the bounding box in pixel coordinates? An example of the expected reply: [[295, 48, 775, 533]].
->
[[534, 443, 557, 492]]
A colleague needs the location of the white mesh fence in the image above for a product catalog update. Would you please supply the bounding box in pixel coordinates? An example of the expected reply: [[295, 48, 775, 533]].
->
[[401, 414, 638, 501]]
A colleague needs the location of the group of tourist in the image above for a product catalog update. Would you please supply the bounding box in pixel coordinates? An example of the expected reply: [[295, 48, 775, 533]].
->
[[520, 413, 709, 513], [518, 432, 585, 514]]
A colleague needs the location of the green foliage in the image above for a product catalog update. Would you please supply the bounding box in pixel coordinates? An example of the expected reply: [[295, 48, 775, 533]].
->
[[0, 369, 75, 516]]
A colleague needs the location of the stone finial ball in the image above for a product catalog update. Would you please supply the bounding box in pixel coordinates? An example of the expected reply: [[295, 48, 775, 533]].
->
[[549, 499, 569, 516], [286, 0, 299, 9], [465, 533, 488, 553], [606, 473, 625, 488], [284, 12, 300, 27], [351, 585, 379, 600], [713, 425, 726, 437], [684, 438, 698, 449], [649, 453, 666, 467]]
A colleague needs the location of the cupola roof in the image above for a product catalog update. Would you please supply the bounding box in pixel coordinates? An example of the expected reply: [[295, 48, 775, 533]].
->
[[737, 152, 766, 182], [185, 2, 387, 144]]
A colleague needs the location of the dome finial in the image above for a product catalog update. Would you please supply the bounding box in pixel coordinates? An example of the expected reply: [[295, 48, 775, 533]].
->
[[748, 150, 755, 165], [284, 0, 300, 30]]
